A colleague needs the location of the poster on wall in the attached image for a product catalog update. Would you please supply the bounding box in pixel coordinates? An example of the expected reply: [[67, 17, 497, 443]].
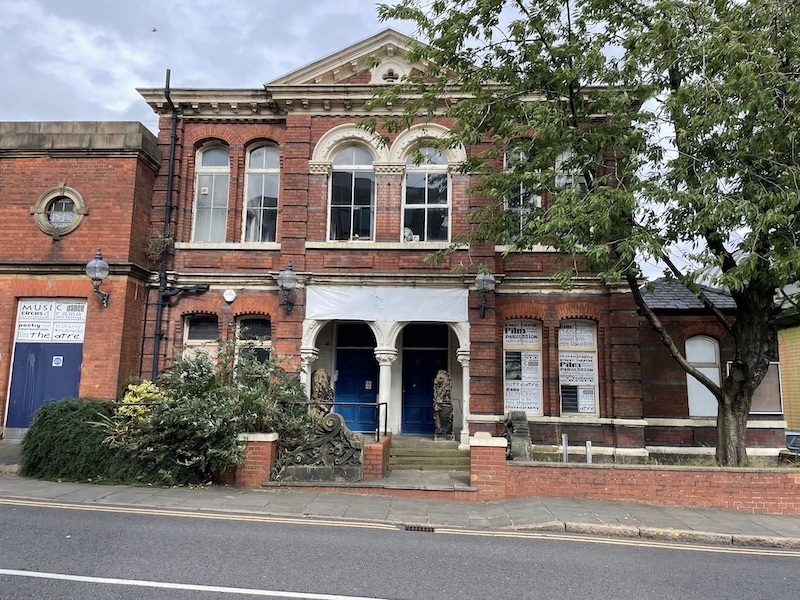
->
[[558, 352, 595, 383], [15, 299, 87, 343], [504, 350, 542, 412], [577, 386, 596, 412], [504, 322, 540, 346], [558, 322, 594, 347]]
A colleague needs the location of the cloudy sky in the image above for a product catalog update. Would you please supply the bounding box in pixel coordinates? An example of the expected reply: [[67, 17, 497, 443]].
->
[[0, 0, 415, 133]]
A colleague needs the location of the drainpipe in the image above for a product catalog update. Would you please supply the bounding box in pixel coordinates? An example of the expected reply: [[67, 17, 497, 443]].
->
[[151, 68, 179, 380]]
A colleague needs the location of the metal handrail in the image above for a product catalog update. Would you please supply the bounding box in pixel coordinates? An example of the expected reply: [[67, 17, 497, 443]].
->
[[317, 401, 388, 442]]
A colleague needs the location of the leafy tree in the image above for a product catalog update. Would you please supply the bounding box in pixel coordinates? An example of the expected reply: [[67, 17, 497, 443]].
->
[[369, 0, 800, 465]]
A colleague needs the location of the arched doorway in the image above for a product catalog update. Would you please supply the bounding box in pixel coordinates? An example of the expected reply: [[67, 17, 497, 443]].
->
[[401, 323, 449, 434]]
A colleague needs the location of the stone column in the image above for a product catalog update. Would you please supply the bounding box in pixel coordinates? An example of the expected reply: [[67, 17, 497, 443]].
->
[[457, 348, 471, 450], [300, 347, 319, 397], [374, 347, 398, 434]]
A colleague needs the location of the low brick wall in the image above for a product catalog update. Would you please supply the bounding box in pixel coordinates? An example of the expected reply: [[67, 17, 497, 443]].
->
[[363, 433, 392, 479], [220, 433, 279, 487], [468, 434, 800, 514]]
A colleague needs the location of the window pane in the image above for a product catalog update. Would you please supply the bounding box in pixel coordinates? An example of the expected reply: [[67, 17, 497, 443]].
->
[[330, 206, 351, 240], [239, 318, 271, 339], [209, 208, 227, 241], [353, 173, 374, 205], [47, 197, 76, 228], [202, 147, 228, 167], [263, 146, 279, 169], [249, 146, 266, 169], [353, 206, 372, 239], [404, 208, 424, 238], [686, 337, 717, 363], [427, 173, 448, 204], [196, 175, 214, 209], [332, 172, 353, 205], [187, 317, 219, 340], [405, 174, 426, 204], [426, 207, 448, 241], [212, 175, 229, 206]]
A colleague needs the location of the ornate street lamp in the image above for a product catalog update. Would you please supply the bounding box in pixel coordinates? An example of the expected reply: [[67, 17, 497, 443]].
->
[[85, 248, 110, 308], [475, 270, 496, 319], [276, 261, 298, 314]]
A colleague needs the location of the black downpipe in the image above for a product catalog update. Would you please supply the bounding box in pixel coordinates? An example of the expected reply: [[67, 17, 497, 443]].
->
[[151, 69, 179, 380]]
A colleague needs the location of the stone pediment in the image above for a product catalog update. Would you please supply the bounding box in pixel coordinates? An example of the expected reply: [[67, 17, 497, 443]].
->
[[266, 28, 424, 87]]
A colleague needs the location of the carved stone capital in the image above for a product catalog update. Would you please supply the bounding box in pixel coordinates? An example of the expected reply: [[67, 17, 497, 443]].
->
[[456, 349, 470, 368], [374, 347, 398, 365], [300, 347, 320, 366], [308, 161, 332, 175]]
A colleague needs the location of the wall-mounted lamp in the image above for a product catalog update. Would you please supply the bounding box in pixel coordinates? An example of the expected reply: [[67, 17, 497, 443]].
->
[[85, 248, 110, 308], [276, 261, 298, 314], [475, 271, 496, 319]]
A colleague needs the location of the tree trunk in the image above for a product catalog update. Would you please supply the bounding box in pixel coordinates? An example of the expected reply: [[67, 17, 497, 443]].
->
[[716, 390, 749, 467]]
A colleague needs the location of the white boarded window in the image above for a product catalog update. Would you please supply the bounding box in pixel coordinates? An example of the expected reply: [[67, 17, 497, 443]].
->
[[504, 320, 543, 415], [558, 320, 598, 414]]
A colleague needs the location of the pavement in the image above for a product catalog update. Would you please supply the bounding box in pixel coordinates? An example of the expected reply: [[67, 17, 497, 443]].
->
[[3, 439, 800, 549]]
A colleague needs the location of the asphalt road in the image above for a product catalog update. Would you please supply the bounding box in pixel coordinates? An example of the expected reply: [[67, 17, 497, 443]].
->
[[1, 501, 799, 599]]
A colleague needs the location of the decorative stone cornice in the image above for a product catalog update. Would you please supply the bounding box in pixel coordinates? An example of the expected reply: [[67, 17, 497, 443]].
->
[[308, 162, 332, 175], [373, 162, 406, 175]]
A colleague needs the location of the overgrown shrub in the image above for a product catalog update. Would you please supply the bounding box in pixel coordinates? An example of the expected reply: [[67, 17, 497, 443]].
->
[[19, 398, 151, 483], [102, 347, 313, 485]]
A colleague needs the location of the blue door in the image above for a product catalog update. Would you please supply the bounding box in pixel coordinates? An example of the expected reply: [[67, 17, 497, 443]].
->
[[334, 348, 378, 432], [402, 349, 447, 434], [7, 342, 83, 429]]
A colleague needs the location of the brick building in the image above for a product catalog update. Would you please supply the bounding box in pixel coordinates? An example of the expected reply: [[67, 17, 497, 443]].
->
[[0, 29, 786, 457]]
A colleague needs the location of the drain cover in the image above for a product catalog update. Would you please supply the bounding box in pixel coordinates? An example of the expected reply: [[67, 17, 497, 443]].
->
[[404, 524, 435, 533]]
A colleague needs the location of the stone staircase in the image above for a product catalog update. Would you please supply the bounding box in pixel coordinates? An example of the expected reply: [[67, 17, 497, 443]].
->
[[389, 435, 470, 471]]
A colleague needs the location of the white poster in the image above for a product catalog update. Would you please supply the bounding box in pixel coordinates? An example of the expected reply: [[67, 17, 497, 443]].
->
[[15, 299, 87, 343], [505, 351, 542, 413], [559, 322, 595, 347], [504, 322, 540, 346], [577, 386, 596, 412], [559, 352, 595, 383]]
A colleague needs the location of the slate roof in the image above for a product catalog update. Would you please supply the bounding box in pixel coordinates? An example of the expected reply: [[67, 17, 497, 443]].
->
[[640, 278, 737, 311]]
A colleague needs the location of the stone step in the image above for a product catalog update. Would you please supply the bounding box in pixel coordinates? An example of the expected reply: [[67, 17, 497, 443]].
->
[[389, 458, 470, 471]]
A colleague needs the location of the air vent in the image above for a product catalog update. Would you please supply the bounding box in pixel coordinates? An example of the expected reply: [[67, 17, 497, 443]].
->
[[404, 524, 435, 533]]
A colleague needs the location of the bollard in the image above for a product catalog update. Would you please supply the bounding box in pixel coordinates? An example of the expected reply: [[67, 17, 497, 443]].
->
[[586, 440, 592, 464], [562, 433, 568, 463]]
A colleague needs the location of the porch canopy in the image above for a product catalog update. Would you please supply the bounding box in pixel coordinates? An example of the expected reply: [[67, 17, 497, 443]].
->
[[306, 286, 468, 322]]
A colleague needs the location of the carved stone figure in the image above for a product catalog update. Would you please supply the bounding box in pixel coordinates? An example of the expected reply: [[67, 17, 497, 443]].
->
[[503, 410, 533, 461], [309, 368, 333, 421], [433, 369, 454, 438], [279, 412, 364, 482]]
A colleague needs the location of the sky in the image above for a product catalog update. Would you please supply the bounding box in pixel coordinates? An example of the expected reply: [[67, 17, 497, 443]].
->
[[0, 0, 415, 133]]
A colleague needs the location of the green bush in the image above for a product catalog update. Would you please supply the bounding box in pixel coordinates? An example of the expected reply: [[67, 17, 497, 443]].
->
[[102, 347, 313, 485], [19, 398, 150, 483]]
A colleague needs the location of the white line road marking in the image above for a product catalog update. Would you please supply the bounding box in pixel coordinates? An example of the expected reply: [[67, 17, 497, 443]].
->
[[0, 568, 393, 600]]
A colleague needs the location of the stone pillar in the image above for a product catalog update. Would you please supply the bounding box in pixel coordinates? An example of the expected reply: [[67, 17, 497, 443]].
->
[[374, 347, 398, 434], [300, 347, 319, 397], [457, 349, 471, 450]]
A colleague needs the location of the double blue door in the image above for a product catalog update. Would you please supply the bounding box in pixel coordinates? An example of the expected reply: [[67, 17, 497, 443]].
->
[[334, 349, 379, 432], [6, 342, 83, 430]]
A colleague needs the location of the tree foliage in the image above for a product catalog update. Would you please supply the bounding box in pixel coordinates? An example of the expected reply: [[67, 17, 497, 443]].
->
[[372, 0, 800, 465]]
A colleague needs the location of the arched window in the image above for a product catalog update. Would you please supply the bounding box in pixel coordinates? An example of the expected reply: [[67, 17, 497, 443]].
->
[[503, 320, 543, 415], [244, 145, 279, 242], [329, 146, 375, 241], [503, 144, 541, 238], [403, 146, 449, 242], [183, 315, 220, 359], [236, 316, 272, 364], [686, 336, 720, 417], [193, 146, 230, 242], [558, 320, 598, 414]]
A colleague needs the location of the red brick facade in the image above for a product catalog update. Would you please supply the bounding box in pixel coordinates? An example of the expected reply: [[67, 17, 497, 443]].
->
[[0, 30, 786, 461]]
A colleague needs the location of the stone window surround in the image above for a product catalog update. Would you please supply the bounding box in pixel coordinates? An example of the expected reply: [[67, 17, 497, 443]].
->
[[31, 184, 88, 238]]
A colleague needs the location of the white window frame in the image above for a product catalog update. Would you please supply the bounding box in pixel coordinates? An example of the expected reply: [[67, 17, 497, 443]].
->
[[183, 315, 220, 360], [403, 146, 450, 242], [503, 147, 541, 238], [243, 145, 279, 243], [328, 145, 375, 241], [685, 335, 721, 417], [555, 149, 588, 191], [192, 145, 230, 242], [503, 320, 544, 416], [558, 320, 599, 415]]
